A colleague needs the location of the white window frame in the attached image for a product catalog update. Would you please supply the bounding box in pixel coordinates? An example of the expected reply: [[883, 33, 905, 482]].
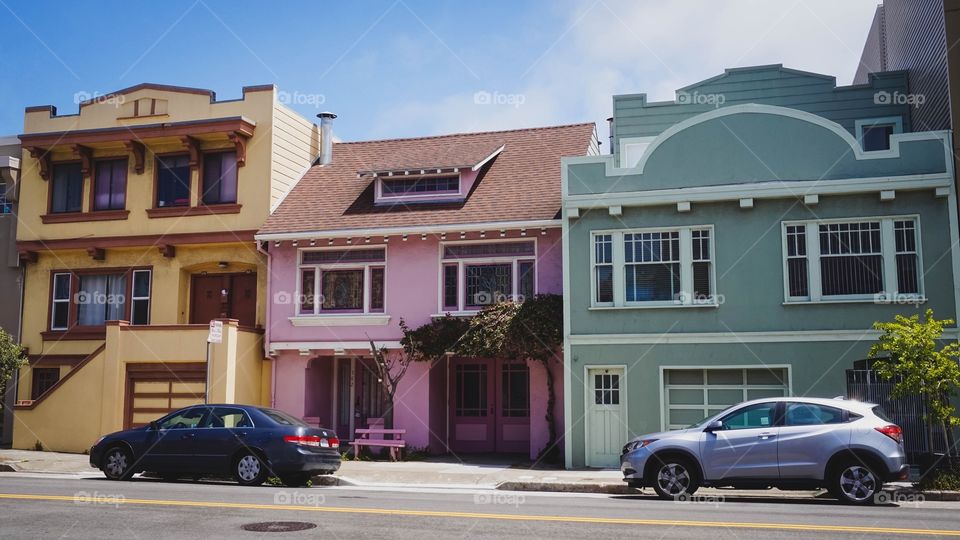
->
[[437, 238, 537, 314], [50, 272, 72, 331], [591, 233, 614, 307], [374, 173, 465, 205], [296, 247, 387, 316], [855, 116, 903, 151], [659, 365, 793, 431], [130, 269, 152, 325], [780, 215, 924, 304], [589, 225, 717, 309]]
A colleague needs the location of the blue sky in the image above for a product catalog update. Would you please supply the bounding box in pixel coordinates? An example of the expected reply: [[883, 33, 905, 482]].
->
[[0, 0, 880, 143]]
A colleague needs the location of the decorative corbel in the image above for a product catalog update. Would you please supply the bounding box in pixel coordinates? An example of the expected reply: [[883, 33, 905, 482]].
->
[[158, 244, 176, 258], [72, 145, 94, 178], [180, 136, 201, 171], [18, 250, 37, 264], [27, 147, 51, 180], [124, 140, 146, 174], [86, 247, 105, 261], [228, 132, 249, 167]]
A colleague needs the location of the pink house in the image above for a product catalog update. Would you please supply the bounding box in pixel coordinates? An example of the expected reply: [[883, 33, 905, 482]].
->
[[256, 122, 597, 459]]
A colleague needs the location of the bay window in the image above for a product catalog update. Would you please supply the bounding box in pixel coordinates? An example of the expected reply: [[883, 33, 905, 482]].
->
[[781, 216, 922, 302], [298, 248, 386, 315], [439, 241, 536, 312], [591, 226, 715, 308]]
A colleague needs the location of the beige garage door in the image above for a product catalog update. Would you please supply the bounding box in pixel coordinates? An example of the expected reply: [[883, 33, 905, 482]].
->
[[125, 363, 207, 428]]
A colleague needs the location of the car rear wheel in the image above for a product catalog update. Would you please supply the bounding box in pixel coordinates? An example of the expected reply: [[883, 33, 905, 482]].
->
[[651, 458, 700, 500], [832, 462, 881, 505], [234, 452, 267, 486], [102, 446, 134, 481]]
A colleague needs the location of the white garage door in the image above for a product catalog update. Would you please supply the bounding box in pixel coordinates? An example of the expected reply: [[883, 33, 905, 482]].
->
[[662, 367, 789, 430]]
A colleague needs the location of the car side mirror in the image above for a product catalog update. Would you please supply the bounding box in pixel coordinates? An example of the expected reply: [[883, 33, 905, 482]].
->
[[148, 421, 159, 431], [704, 420, 723, 432]]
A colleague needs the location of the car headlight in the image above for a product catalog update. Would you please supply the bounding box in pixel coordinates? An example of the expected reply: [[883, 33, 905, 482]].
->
[[622, 439, 657, 454]]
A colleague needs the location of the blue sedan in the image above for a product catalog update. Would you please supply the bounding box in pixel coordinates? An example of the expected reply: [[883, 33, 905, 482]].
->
[[89, 404, 341, 487]]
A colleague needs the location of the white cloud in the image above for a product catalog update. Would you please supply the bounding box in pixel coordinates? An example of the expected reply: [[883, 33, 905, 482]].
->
[[371, 0, 880, 142]]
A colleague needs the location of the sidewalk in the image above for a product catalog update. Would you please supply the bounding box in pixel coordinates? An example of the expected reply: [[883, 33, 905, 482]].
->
[[0, 449, 945, 500]]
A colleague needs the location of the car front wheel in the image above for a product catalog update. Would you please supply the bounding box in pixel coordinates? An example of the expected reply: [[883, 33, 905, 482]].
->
[[234, 452, 267, 486], [102, 446, 134, 481], [833, 462, 881, 505], [651, 458, 700, 500]]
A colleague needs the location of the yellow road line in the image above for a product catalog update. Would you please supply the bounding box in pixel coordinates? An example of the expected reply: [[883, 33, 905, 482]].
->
[[0, 493, 957, 536]]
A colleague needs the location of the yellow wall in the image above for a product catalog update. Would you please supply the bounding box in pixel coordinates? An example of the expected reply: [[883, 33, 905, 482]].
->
[[14, 321, 266, 453]]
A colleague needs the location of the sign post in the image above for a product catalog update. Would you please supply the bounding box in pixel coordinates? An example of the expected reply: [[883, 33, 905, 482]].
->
[[206, 320, 223, 404]]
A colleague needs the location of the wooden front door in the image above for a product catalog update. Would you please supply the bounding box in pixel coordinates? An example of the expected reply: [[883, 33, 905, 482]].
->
[[190, 273, 257, 326], [449, 358, 530, 454]]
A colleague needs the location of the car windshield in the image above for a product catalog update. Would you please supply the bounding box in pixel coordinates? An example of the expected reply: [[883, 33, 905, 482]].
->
[[261, 408, 309, 427]]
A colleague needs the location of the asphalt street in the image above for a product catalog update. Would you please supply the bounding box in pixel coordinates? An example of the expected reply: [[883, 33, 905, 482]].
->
[[0, 473, 958, 538]]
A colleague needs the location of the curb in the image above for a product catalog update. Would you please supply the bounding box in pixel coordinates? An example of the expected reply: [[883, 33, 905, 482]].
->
[[496, 481, 636, 495], [0, 463, 18, 473]]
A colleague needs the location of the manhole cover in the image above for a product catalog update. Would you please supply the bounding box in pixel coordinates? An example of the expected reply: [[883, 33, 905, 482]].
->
[[241, 522, 317, 533]]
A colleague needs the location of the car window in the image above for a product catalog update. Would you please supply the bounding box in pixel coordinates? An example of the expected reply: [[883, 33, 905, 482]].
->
[[202, 407, 253, 428], [158, 408, 205, 430], [261, 408, 308, 427], [871, 405, 892, 423], [784, 402, 844, 426], [720, 402, 776, 430]]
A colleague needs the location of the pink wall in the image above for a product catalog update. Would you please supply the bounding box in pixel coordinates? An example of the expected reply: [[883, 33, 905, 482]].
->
[[267, 228, 564, 345]]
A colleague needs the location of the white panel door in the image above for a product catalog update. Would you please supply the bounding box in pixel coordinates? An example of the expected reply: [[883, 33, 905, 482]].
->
[[586, 367, 627, 468]]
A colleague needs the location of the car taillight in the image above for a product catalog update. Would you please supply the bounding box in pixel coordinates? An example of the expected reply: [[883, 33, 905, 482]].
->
[[284, 435, 339, 449], [876, 424, 903, 444]]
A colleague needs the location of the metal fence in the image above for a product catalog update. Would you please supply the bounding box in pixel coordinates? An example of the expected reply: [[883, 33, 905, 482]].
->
[[846, 369, 949, 456]]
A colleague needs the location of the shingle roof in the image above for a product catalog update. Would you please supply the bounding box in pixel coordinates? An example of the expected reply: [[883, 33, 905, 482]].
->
[[258, 123, 596, 236]]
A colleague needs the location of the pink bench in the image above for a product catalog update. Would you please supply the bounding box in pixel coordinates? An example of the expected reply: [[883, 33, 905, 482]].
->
[[351, 428, 407, 461]]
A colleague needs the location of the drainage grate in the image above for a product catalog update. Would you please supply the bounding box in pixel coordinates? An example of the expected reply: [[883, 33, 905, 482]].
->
[[241, 522, 317, 533]]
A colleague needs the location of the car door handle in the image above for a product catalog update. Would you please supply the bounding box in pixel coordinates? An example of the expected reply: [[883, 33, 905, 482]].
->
[[180, 433, 196, 440], [758, 432, 776, 440], [236, 432, 247, 438]]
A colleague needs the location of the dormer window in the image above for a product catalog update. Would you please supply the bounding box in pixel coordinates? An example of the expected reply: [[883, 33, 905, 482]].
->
[[381, 175, 459, 197], [856, 117, 902, 151]]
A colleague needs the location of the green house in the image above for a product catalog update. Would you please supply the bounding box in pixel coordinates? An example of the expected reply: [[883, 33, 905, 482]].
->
[[561, 65, 960, 468]]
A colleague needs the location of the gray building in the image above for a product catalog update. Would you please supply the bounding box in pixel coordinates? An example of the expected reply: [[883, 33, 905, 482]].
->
[[561, 66, 960, 468], [0, 137, 22, 448]]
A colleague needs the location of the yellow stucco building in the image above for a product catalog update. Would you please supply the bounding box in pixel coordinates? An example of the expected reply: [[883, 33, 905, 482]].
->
[[12, 83, 323, 452]]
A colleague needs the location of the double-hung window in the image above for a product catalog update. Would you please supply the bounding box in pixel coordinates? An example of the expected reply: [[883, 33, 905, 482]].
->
[[439, 240, 536, 312], [298, 248, 386, 315], [782, 216, 922, 302], [591, 226, 715, 308], [0, 185, 11, 214], [50, 162, 84, 214], [201, 151, 238, 205], [156, 154, 191, 208], [93, 158, 128, 211]]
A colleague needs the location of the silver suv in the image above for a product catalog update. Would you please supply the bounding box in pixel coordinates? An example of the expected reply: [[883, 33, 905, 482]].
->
[[621, 397, 908, 504]]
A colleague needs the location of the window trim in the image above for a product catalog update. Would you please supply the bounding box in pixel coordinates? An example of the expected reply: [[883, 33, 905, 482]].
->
[[780, 215, 924, 304], [590, 225, 717, 309], [375, 173, 464, 204], [296, 247, 387, 316], [437, 239, 538, 314], [855, 116, 903, 151], [131, 269, 153, 325], [46, 267, 153, 332]]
